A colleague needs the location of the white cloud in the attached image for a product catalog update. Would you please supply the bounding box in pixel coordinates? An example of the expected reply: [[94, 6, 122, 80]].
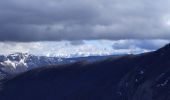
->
[[0, 40, 169, 57]]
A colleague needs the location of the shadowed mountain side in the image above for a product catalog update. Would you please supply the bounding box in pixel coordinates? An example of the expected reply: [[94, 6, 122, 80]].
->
[[0, 44, 170, 100]]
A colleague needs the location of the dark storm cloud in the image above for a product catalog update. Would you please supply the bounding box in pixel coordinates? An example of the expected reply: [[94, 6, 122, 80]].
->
[[1, 0, 170, 41]]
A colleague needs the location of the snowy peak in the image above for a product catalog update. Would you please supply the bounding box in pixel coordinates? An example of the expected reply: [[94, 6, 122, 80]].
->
[[0, 53, 29, 74], [6, 53, 29, 61], [0, 53, 58, 74], [0, 53, 117, 76]]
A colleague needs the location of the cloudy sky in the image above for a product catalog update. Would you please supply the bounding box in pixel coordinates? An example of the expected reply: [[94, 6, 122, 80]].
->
[[0, 0, 170, 56]]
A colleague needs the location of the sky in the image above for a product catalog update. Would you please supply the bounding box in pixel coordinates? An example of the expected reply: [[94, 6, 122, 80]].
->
[[0, 0, 170, 56], [0, 40, 169, 57]]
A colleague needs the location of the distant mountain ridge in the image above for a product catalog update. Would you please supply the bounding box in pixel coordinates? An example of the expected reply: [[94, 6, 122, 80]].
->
[[0, 43, 170, 100], [0, 53, 120, 80]]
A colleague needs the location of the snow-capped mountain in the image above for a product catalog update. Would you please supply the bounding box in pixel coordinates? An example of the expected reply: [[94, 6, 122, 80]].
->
[[0, 53, 61, 75], [1, 43, 170, 100], [0, 53, 68, 81], [0, 53, 119, 80]]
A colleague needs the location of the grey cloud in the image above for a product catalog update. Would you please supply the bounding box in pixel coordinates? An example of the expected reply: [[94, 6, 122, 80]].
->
[[112, 40, 169, 50], [1, 0, 170, 41], [70, 40, 85, 46]]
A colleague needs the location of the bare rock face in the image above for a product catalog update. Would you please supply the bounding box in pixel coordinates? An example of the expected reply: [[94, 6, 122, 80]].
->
[[0, 44, 170, 100]]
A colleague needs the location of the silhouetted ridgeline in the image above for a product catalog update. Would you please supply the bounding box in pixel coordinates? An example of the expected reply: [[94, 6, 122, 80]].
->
[[0, 44, 170, 100]]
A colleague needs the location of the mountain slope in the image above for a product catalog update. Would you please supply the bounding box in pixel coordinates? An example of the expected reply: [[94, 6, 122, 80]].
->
[[0, 53, 118, 80], [0, 44, 170, 100], [118, 44, 170, 100]]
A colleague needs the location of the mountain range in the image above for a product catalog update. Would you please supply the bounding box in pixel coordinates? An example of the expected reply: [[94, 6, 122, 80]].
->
[[0, 43, 170, 100], [0, 53, 120, 80]]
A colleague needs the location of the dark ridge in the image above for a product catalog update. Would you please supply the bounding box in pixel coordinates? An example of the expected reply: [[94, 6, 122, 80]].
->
[[0, 43, 170, 100], [156, 43, 170, 54]]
